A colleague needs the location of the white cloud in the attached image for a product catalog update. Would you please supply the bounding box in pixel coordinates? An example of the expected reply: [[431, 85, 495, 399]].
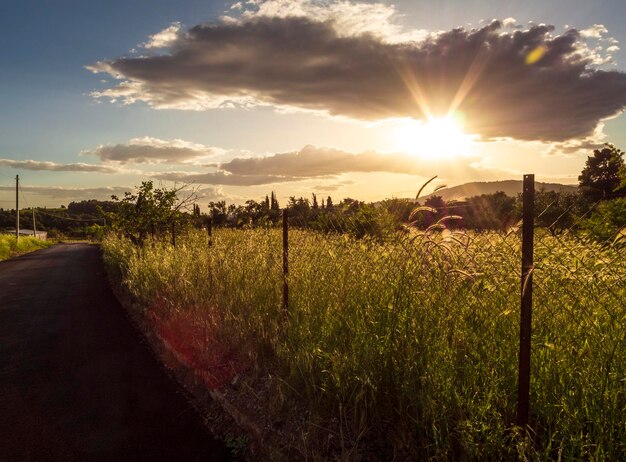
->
[[0, 158, 123, 173], [142, 22, 182, 49], [82, 137, 219, 164], [239, 0, 429, 43], [579, 24, 608, 39]]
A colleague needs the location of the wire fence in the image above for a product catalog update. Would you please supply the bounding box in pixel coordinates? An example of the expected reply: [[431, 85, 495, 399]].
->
[[218, 174, 625, 455], [106, 174, 625, 457]]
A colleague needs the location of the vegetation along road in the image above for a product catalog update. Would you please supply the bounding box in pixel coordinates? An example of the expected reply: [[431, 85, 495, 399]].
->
[[0, 244, 228, 460]]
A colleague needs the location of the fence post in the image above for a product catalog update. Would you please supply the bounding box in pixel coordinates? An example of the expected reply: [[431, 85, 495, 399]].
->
[[171, 221, 176, 247], [207, 218, 213, 247], [517, 173, 535, 427], [282, 208, 289, 316]]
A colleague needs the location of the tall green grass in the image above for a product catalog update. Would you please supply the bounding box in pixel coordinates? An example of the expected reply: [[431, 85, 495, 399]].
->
[[0, 234, 52, 261], [103, 228, 625, 460]]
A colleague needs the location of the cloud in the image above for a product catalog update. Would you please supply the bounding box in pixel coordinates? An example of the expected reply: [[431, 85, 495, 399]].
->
[[0, 184, 224, 204], [153, 144, 496, 185], [82, 136, 216, 164], [547, 138, 605, 156], [236, 0, 427, 42], [142, 22, 182, 49], [0, 185, 131, 201], [0, 158, 121, 173], [545, 121, 607, 155], [221, 145, 428, 176], [579, 24, 608, 39], [88, 1, 626, 142], [313, 179, 356, 191], [153, 170, 302, 186]]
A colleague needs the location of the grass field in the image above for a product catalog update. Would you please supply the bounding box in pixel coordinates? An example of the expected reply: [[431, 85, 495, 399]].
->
[[103, 228, 625, 460], [0, 234, 52, 261]]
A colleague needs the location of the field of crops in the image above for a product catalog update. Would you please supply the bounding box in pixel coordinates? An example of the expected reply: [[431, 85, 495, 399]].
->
[[103, 227, 625, 460], [0, 234, 52, 261]]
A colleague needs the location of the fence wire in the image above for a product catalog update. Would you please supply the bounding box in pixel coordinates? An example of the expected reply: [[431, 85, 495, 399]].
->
[[196, 186, 625, 459], [530, 192, 626, 456]]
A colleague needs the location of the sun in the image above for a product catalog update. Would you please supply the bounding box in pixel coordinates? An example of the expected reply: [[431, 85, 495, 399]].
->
[[391, 116, 475, 159]]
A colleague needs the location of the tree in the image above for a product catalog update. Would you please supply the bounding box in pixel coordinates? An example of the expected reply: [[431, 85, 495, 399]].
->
[[460, 192, 517, 231], [533, 190, 579, 236], [208, 200, 227, 225], [580, 197, 626, 244], [578, 144, 626, 200], [270, 191, 280, 211], [109, 181, 194, 245], [287, 196, 311, 224]]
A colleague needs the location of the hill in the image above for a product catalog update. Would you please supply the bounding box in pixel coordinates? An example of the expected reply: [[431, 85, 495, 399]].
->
[[423, 180, 578, 201]]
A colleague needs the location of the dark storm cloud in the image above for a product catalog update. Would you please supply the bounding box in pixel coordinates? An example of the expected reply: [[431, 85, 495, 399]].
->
[[89, 16, 626, 141]]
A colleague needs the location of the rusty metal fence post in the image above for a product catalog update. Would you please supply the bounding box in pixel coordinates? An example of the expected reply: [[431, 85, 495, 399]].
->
[[517, 173, 535, 427], [282, 208, 289, 316]]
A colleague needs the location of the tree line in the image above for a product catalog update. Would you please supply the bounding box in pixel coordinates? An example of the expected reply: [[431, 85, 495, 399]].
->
[[4, 143, 623, 244], [0, 200, 118, 239], [199, 144, 626, 242]]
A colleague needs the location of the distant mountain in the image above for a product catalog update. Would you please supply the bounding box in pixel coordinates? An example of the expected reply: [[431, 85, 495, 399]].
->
[[423, 180, 578, 201]]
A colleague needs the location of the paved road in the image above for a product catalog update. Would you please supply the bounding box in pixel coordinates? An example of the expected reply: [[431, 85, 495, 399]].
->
[[0, 244, 229, 461]]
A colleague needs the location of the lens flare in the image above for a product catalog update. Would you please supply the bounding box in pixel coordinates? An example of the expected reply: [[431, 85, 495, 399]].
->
[[525, 45, 547, 65]]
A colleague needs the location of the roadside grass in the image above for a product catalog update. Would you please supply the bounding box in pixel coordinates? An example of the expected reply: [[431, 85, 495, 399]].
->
[[102, 228, 625, 460], [0, 234, 52, 261]]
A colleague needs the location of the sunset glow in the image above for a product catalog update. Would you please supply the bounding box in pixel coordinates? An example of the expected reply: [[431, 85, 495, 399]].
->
[[1, 0, 625, 207], [391, 116, 475, 159]]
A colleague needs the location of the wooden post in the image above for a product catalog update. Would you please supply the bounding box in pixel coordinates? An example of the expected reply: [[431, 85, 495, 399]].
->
[[282, 208, 289, 316], [517, 174, 535, 427], [15, 175, 19, 242], [207, 218, 213, 247], [171, 221, 176, 247]]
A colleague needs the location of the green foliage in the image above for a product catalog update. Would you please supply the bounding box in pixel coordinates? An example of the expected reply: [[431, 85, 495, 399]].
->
[[580, 197, 626, 244], [224, 434, 249, 459], [534, 189, 580, 236], [0, 204, 108, 239], [578, 143, 626, 200], [103, 227, 625, 460], [67, 199, 118, 215], [108, 181, 193, 245], [460, 191, 518, 230], [0, 234, 52, 260], [83, 224, 105, 241]]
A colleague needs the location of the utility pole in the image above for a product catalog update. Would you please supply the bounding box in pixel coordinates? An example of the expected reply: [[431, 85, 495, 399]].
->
[[15, 175, 19, 241], [32, 207, 37, 238]]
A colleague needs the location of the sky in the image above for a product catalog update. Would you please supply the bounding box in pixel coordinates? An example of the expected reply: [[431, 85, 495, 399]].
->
[[1, 0, 626, 208]]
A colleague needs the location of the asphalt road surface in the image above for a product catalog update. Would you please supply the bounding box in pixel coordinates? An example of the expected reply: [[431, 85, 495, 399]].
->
[[0, 244, 229, 461]]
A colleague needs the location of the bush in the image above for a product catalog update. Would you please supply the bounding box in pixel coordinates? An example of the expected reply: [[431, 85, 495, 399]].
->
[[580, 198, 626, 244]]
